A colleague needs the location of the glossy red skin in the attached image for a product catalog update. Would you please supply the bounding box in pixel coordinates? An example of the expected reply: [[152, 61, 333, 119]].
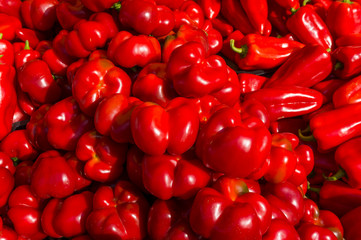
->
[[244, 86, 323, 122], [310, 102, 361, 151], [31, 150, 77, 199], [327, 0, 361, 39], [237, 98, 270, 128], [220, 0, 255, 34], [341, 205, 361, 240], [107, 31, 161, 68], [72, 58, 132, 116], [202, 20, 223, 55], [0, 13, 22, 41], [332, 75, 361, 108], [142, 153, 211, 200], [15, 28, 46, 49], [81, 0, 118, 12], [0, 65, 16, 141], [221, 30, 244, 61], [191, 95, 221, 124], [211, 16, 233, 36], [173, 0, 205, 30], [262, 181, 305, 226], [297, 223, 338, 240], [264, 45, 332, 88], [86, 181, 149, 240], [238, 73, 268, 94], [311, 79, 344, 104], [20, 0, 58, 31], [132, 63, 178, 108], [147, 199, 199, 240], [197, 0, 220, 19], [45, 97, 94, 151], [240, 0, 271, 36], [189, 176, 271, 239], [14, 42, 41, 70], [7, 185, 47, 240], [0, 0, 21, 19], [332, 46, 361, 79], [64, 152, 92, 191], [0, 167, 14, 208], [286, 5, 333, 50], [18, 59, 62, 105], [263, 219, 300, 240], [196, 106, 271, 178], [0, 130, 38, 162], [41, 191, 93, 238], [42, 48, 75, 77], [0, 37, 14, 66], [167, 41, 228, 97], [0, 152, 16, 175], [268, 0, 289, 36], [153, 5, 175, 37], [289, 144, 314, 186], [0, 218, 18, 240], [76, 130, 127, 183], [231, 34, 305, 70], [162, 24, 209, 63], [56, 0, 91, 30], [131, 98, 199, 155]]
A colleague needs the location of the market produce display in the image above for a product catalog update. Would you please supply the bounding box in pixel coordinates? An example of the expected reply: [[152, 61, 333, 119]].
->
[[2, 0, 361, 239]]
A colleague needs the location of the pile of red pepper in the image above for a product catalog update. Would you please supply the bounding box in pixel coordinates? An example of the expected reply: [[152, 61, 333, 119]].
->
[[2, 0, 361, 239]]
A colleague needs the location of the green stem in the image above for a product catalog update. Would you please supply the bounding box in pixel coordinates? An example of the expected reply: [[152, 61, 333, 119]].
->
[[323, 168, 346, 181], [0, 33, 3, 40], [302, 0, 311, 6], [334, 61, 344, 71], [229, 39, 248, 58], [11, 157, 20, 167], [343, 0, 353, 4], [111, 2, 121, 10], [290, 7, 299, 14], [24, 40, 30, 50], [298, 127, 316, 142]]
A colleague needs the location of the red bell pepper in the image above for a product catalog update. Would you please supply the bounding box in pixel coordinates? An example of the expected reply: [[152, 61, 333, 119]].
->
[[0, 129, 38, 162], [119, 0, 175, 37], [86, 181, 149, 240], [0, 34, 14, 65], [297, 223, 340, 240], [263, 219, 300, 240], [31, 150, 78, 199], [0, 152, 16, 175], [0, 166, 14, 208], [107, 31, 161, 68], [80, 0, 118, 12], [309, 102, 361, 151], [263, 44, 332, 88], [41, 191, 93, 238], [131, 97, 199, 155], [76, 130, 128, 183], [0, 0, 21, 19], [14, 40, 40, 70], [0, 13, 22, 41], [167, 41, 228, 97], [341, 205, 361, 240], [15, 28, 46, 49], [244, 86, 323, 122], [0, 65, 16, 141], [326, 0, 361, 39], [141, 151, 211, 200], [45, 96, 94, 151], [72, 58, 132, 116], [147, 199, 199, 239], [7, 185, 47, 240], [197, 0, 220, 19], [236, 98, 271, 129], [173, 0, 204, 30], [195, 105, 271, 178], [64, 152, 92, 191], [286, 5, 333, 50], [332, 45, 361, 79], [332, 75, 361, 108], [132, 63, 178, 108], [238, 73, 268, 94], [20, 0, 58, 31], [189, 175, 272, 239], [240, 0, 272, 36], [56, 0, 91, 30], [201, 20, 223, 55], [191, 94, 221, 124], [229, 34, 304, 70]]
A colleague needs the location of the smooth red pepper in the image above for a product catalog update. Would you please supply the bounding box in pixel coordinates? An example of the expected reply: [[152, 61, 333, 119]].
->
[[238, 73, 268, 94], [0, 13, 22, 41], [312, 79, 345, 104], [240, 0, 271, 36], [201, 20, 223, 55], [14, 40, 41, 70], [332, 45, 361, 79], [20, 0, 58, 31], [0, 0, 21, 19], [341, 205, 361, 240], [41, 191, 93, 238], [332, 75, 361, 108], [56, 0, 91, 30], [229, 34, 304, 70], [76, 130, 128, 183], [72, 58, 132, 116], [263, 44, 332, 88], [107, 31, 161, 68], [0, 34, 14, 65], [197, 0, 220, 19], [15, 28, 46, 49], [86, 181, 149, 240], [173, 0, 205, 30], [335, 33, 361, 47], [167, 41, 228, 97], [263, 219, 300, 240]]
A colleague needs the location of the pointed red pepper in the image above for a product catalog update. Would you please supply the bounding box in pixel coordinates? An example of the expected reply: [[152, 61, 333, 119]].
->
[[220, 0, 255, 34], [240, 0, 272, 36]]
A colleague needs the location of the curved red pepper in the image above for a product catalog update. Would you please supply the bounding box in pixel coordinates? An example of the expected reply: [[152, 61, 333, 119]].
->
[[173, 0, 205, 30], [56, 0, 91, 30], [0, 34, 14, 65], [332, 75, 361, 108], [240, 0, 271, 36], [0, 13, 22, 41], [107, 31, 161, 68], [76, 130, 127, 183], [341, 205, 361, 240], [41, 191, 93, 238], [86, 181, 149, 240], [332, 45, 361, 79], [20, 0, 58, 31], [220, 0, 255, 34], [201, 20, 223, 55], [238, 73, 268, 94], [14, 40, 41, 70], [263, 219, 300, 240], [167, 41, 228, 97], [72, 58, 132, 116], [197, 0, 220, 19], [131, 97, 199, 155]]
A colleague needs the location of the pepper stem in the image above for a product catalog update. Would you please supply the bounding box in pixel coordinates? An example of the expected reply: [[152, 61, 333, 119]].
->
[[24, 40, 30, 50], [11, 157, 20, 167], [111, 2, 121, 10], [302, 0, 311, 6], [323, 168, 346, 181], [230, 39, 248, 58], [298, 127, 316, 142], [343, 0, 353, 4], [0, 33, 3, 39], [334, 61, 344, 71], [290, 7, 299, 14]]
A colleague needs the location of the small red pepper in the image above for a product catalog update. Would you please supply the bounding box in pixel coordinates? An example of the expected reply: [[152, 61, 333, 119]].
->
[[14, 40, 40, 70]]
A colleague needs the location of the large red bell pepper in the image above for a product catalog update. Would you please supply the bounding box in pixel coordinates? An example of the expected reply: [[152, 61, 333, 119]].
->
[[131, 97, 199, 156], [86, 181, 149, 240], [20, 0, 58, 31], [72, 58, 132, 116], [167, 41, 228, 97], [173, 0, 205, 30]]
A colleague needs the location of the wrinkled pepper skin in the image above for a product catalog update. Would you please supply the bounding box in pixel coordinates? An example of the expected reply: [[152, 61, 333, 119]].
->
[[309, 102, 361, 151], [76, 130, 128, 183], [72, 58, 132, 116], [20, 0, 58, 31], [86, 181, 149, 240], [107, 31, 161, 68], [244, 86, 323, 122], [196, 106, 271, 178], [332, 45, 361, 79], [189, 176, 272, 239], [41, 191, 93, 238], [263, 45, 332, 88], [167, 41, 228, 97], [131, 97, 199, 156], [0, 65, 16, 141]]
